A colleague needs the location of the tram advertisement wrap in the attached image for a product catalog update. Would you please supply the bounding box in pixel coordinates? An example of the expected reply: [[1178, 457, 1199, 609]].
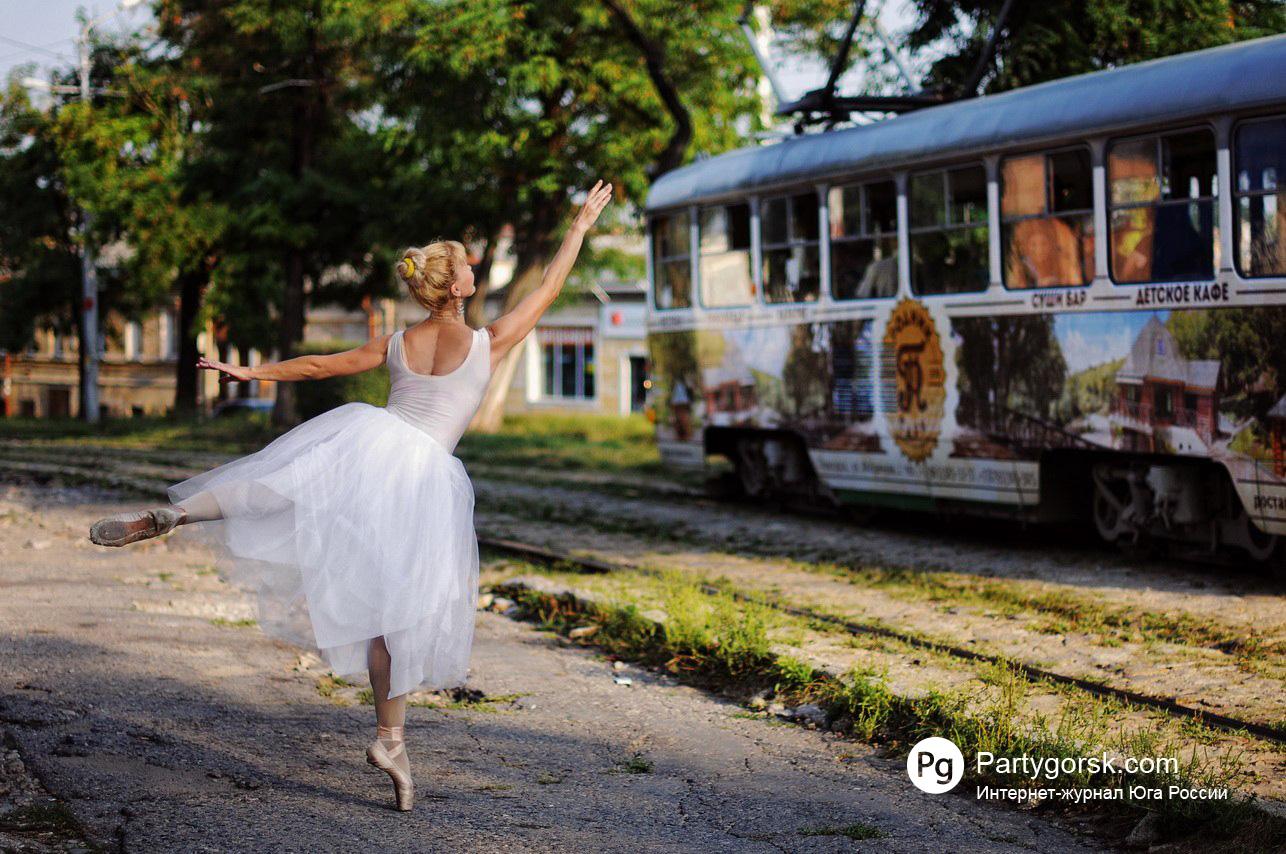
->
[[647, 304, 1286, 531]]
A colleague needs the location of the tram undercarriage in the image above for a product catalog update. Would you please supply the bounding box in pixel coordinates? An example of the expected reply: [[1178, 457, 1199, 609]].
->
[[1090, 460, 1281, 566], [708, 427, 1282, 569]]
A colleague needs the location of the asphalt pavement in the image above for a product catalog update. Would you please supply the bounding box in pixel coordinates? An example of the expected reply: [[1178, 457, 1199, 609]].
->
[[0, 480, 1104, 853]]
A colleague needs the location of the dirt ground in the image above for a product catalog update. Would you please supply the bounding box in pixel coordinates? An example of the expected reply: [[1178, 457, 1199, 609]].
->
[[0, 476, 1107, 853]]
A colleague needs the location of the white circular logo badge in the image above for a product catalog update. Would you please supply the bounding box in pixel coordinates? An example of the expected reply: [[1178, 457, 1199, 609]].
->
[[906, 737, 964, 793]]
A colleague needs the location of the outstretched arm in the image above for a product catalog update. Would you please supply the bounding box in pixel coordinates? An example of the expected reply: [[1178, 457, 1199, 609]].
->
[[197, 333, 393, 384], [485, 181, 613, 369]]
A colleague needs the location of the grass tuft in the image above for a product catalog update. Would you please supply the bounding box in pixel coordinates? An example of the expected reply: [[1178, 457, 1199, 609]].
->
[[798, 822, 888, 840], [491, 576, 1282, 848]]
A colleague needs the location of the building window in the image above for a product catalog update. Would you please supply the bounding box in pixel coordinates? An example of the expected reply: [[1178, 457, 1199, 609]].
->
[[1108, 129, 1217, 283], [652, 212, 692, 309], [909, 164, 989, 295], [629, 355, 648, 413], [1156, 386, 1174, 419], [161, 310, 180, 360], [539, 327, 595, 400], [125, 320, 143, 361], [698, 203, 754, 307], [828, 179, 898, 299], [1000, 149, 1094, 287], [761, 191, 820, 303], [1234, 114, 1286, 277]]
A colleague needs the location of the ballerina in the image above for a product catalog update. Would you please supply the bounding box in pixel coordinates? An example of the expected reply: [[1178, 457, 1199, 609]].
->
[[88, 180, 614, 811]]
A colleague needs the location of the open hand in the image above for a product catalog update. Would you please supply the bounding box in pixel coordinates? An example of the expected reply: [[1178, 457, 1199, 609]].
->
[[571, 180, 613, 233], [196, 356, 254, 384]]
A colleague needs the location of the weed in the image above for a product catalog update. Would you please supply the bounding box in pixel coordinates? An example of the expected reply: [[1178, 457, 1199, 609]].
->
[[315, 674, 356, 704], [536, 772, 563, 784], [0, 800, 88, 840], [209, 617, 256, 628], [491, 576, 1277, 847], [408, 689, 526, 713], [620, 755, 653, 774], [798, 823, 888, 840]]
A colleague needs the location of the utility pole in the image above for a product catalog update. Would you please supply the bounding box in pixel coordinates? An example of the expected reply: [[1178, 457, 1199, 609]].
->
[[78, 20, 100, 423]]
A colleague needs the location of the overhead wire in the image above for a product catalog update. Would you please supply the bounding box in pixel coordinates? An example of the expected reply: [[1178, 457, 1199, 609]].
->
[[0, 34, 73, 59]]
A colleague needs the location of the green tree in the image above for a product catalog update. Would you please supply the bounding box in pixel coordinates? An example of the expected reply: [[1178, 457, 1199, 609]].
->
[[0, 81, 84, 392], [391, 0, 769, 430], [156, 0, 411, 426], [83, 40, 230, 415], [0, 35, 193, 420], [1168, 307, 1286, 419], [956, 315, 1065, 430], [908, 0, 1286, 96]]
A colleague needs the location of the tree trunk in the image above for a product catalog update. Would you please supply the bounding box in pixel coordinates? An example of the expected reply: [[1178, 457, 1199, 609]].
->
[[469, 255, 548, 432], [465, 227, 499, 329], [75, 299, 89, 422], [602, 0, 692, 180], [215, 337, 230, 403], [173, 267, 207, 417], [273, 249, 306, 427], [275, 25, 319, 429]]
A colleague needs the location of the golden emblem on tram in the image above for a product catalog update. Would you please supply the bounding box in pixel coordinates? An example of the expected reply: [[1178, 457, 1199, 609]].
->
[[882, 299, 946, 462]]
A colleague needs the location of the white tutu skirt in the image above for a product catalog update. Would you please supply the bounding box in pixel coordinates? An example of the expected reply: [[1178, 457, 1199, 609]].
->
[[167, 402, 479, 700]]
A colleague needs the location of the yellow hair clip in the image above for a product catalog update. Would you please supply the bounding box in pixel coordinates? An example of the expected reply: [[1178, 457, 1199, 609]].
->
[[402, 257, 416, 278]]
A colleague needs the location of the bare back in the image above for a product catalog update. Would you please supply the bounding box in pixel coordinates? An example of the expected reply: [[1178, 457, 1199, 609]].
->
[[400, 322, 476, 377]]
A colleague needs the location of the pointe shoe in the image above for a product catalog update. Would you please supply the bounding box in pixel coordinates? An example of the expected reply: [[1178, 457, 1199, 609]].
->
[[366, 727, 413, 811], [88, 507, 187, 547]]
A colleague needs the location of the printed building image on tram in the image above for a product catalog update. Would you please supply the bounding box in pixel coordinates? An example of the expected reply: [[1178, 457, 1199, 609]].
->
[[643, 34, 1286, 564]]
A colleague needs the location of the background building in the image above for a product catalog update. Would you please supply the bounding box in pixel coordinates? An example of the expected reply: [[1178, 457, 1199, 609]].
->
[[3, 234, 647, 420]]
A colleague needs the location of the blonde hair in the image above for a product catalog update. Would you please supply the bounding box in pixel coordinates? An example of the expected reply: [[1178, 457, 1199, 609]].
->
[[395, 240, 468, 313]]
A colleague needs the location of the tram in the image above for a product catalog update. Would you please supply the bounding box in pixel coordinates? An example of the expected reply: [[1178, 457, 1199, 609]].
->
[[643, 34, 1286, 563]]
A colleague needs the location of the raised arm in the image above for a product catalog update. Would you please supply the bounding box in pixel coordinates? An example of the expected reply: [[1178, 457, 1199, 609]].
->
[[197, 333, 393, 384], [485, 181, 613, 368]]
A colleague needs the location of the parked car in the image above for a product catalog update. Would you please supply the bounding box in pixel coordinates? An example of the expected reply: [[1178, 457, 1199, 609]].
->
[[211, 398, 274, 418]]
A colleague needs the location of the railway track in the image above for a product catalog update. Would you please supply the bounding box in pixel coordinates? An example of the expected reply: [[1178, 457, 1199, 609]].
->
[[478, 535, 1286, 748], [4, 441, 1283, 748]]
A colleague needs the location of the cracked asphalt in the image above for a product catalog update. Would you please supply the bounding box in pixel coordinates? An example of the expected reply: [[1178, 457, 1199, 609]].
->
[[0, 479, 1106, 852]]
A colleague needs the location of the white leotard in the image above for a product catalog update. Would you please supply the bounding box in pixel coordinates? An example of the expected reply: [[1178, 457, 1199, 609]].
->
[[384, 327, 491, 453]]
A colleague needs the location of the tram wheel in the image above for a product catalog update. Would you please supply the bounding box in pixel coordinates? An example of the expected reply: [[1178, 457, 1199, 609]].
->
[[1116, 530, 1161, 560], [1239, 510, 1279, 563], [1092, 483, 1122, 543], [734, 439, 769, 499]]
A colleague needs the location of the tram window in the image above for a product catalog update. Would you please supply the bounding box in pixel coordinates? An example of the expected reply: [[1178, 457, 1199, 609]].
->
[[829, 179, 898, 300], [1108, 129, 1217, 283], [1234, 115, 1286, 277], [909, 165, 989, 295], [699, 203, 755, 307], [761, 191, 820, 303], [1000, 149, 1094, 288], [652, 212, 692, 309], [762, 197, 789, 245]]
